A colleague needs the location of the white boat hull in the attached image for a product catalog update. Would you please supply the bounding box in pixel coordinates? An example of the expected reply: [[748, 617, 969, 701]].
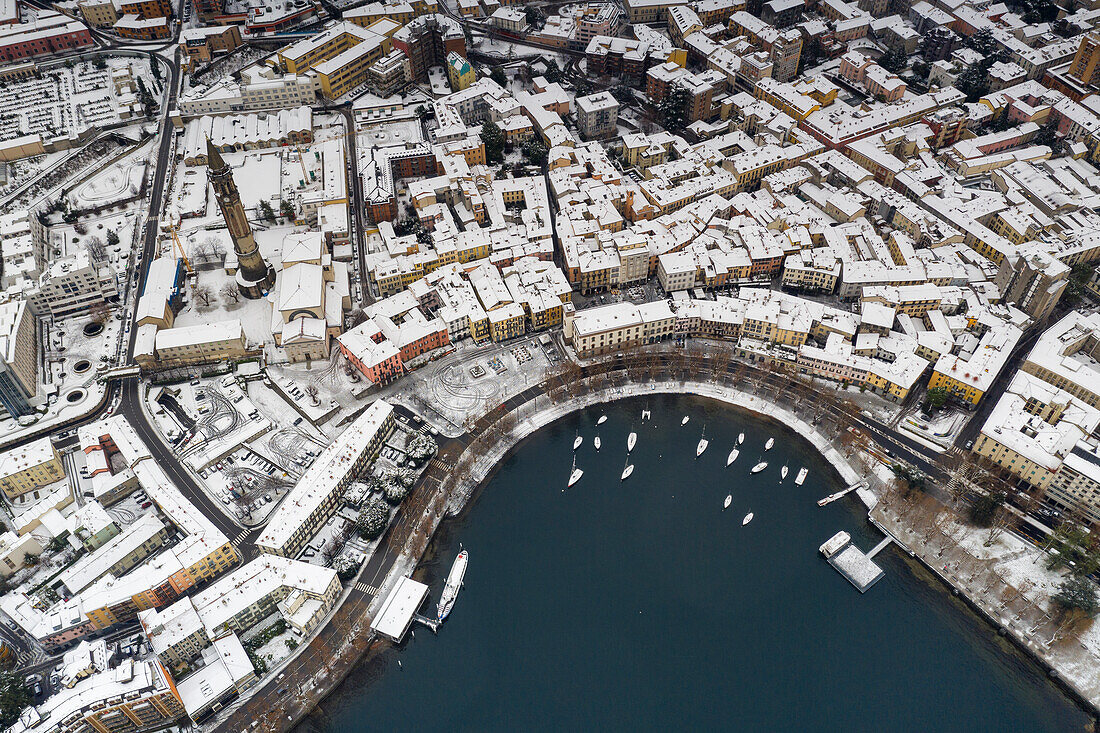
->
[[765, 438, 774, 450], [594, 437, 601, 451], [742, 512, 753, 526], [738, 433, 745, 445], [627, 432, 637, 452], [568, 468, 583, 487], [795, 468, 808, 486], [781, 466, 789, 480], [723, 494, 732, 509], [621, 464, 634, 481], [726, 448, 739, 466], [681, 416, 690, 425], [437, 550, 468, 622], [573, 436, 582, 450], [597, 415, 607, 425], [696, 439, 709, 457], [750, 462, 768, 474]]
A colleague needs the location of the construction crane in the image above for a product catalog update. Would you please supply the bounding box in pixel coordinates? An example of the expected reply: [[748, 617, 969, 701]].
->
[[168, 221, 194, 276], [294, 142, 310, 184]]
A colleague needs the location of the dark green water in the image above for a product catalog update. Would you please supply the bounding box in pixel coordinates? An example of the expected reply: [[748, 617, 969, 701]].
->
[[298, 394, 1089, 732]]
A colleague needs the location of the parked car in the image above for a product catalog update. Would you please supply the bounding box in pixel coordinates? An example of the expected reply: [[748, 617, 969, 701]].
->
[[141, 501, 152, 509]]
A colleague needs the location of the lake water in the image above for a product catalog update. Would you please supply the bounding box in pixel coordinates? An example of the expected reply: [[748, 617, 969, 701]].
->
[[296, 394, 1089, 732]]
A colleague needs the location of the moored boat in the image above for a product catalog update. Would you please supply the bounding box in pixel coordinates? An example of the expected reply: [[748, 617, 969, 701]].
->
[[627, 432, 637, 452], [681, 416, 690, 425], [573, 435, 582, 450], [726, 448, 739, 466], [621, 464, 634, 481], [750, 461, 768, 473], [765, 438, 774, 450], [437, 549, 468, 622], [742, 512, 754, 526], [781, 465, 789, 480], [568, 455, 583, 488], [723, 494, 732, 509], [795, 467, 808, 486], [696, 438, 709, 457], [738, 432, 745, 445], [597, 415, 607, 425], [594, 436, 601, 451]]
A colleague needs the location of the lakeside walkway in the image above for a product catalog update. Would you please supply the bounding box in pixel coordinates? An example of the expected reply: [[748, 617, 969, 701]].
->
[[214, 351, 1100, 731]]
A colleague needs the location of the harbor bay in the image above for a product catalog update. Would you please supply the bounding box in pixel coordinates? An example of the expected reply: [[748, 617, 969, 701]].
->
[[297, 394, 1088, 732]]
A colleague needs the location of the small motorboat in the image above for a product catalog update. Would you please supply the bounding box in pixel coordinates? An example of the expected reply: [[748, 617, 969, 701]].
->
[[568, 456, 583, 488], [795, 467, 808, 486], [681, 416, 690, 426], [750, 462, 768, 474], [621, 464, 634, 481], [781, 466, 789, 481], [765, 438, 774, 450], [594, 436, 602, 451], [573, 435, 582, 450], [627, 432, 637, 452], [597, 415, 607, 425], [726, 448, 739, 466], [723, 494, 732, 509], [738, 432, 745, 445], [742, 512, 754, 526], [641, 409, 651, 421]]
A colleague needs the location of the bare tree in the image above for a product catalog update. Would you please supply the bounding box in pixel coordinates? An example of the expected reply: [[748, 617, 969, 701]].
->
[[87, 302, 109, 326], [192, 283, 213, 307], [305, 384, 320, 406], [220, 282, 240, 303]]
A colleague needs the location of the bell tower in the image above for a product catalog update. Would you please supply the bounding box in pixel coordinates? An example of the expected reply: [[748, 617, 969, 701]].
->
[[207, 139, 276, 299]]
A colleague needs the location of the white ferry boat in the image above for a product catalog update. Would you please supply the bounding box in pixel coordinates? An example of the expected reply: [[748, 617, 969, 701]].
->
[[437, 549, 468, 622]]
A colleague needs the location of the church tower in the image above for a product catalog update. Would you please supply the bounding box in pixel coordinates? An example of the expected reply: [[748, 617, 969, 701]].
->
[[207, 139, 276, 299]]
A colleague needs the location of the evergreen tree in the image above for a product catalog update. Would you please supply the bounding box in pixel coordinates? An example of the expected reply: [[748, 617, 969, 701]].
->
[[1054, 575, 1100, 616], [878, 48, 908, 74], [522, 139, 548, 166], [279, 199, 296, 221], [106, 229, 119, 246], [658, 85, 690, 133], [260, 200, 277, 222], [357, 497, 390, 540], [480, 119, 506, 164], [0, 672, 30, 729], [490, 67, 506, 87]]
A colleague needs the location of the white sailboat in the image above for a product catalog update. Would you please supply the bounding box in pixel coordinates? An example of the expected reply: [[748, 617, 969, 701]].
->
[[573, 435, 582, 450], [594, 436, 601, 451], [750, 461, 768, 474], [627, 431, 637, 452], [780, 465, 789, 481], [681, 416, 690, 426], [726, 448, 739, 466], [742, 512, 754, 526], [696, 424, 708, 458], [723, 494, 732, 509], [621, 463, 634, 480], [597, 415, 607, 425], [764, 437, 775, 450], [568, 456, 583, 488], [737, 432, 745, 445], [795, 467, 809, 486]]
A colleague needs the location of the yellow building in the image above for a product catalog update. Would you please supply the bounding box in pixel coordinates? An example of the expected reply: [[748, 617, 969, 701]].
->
[[0, 436, 63, 500], [79, 0, 119, 27], [445, 50, 475, 91]]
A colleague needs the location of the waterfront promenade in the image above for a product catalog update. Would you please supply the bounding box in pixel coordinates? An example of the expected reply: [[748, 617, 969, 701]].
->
[[215, 346, 1100, 731]]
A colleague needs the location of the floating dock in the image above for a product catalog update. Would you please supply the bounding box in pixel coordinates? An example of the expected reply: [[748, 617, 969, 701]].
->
[[820, 531, 885, 593], [372, 576, 430, 642]]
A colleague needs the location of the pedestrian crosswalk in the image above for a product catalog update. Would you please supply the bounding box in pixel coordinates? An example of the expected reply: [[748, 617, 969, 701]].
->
[[231, 529, 251, 546], [429, 457, 454, 473], [354, 582, 378, 595]]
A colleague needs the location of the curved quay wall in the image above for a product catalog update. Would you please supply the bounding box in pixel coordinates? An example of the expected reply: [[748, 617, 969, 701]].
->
[[264, 371, 1098, 732]]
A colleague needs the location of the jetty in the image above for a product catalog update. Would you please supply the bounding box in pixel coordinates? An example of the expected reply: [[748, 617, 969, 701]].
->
[[817, 481, 864, 507], [820, 531, 885, 593], [413, 614, 441, 632]]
